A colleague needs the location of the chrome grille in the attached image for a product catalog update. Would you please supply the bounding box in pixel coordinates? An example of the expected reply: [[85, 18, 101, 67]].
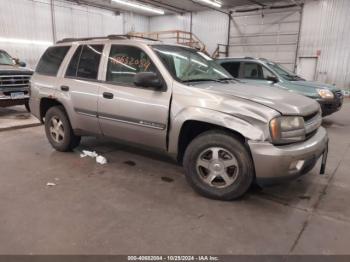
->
[[334, 90, 343, 98], [0, 75, 31, 89], [304, 111, 322, 137]]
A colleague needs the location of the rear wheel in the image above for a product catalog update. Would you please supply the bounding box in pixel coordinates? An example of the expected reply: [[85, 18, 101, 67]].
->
[[183, 130, 254, 200], [45, 106, 81, 152]]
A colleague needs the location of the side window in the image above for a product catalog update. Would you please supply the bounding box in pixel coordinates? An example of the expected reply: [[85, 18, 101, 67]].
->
[[66, 46, 82, 77], [65, 44, 103, 80], [106, 45, 157, 86], [221, 62, 241, 78], [36, 46, 70, 76], [262, 66, 275, 79], [243, 62, 275, 80]]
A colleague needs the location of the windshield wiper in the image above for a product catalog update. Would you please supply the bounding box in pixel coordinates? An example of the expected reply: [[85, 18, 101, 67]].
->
[[218, 77, 236, 81], [182, 79, 223, 83]]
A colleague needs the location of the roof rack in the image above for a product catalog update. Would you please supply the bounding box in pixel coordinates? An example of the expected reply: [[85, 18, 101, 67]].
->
[[56, 34, 159, 44]]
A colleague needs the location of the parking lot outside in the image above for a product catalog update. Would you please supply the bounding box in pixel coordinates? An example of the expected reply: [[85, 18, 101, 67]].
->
[[0, 100, 349, 255]]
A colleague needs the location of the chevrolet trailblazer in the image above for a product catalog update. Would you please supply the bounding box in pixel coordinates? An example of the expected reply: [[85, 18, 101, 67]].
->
[[30, 35, 329, 200]]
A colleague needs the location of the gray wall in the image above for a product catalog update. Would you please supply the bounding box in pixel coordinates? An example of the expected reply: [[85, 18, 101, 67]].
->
[[0, 0, 149, 69], [229, 7, 301, 71], [298, 0, 350, 90], [148, 0, 350, 90]]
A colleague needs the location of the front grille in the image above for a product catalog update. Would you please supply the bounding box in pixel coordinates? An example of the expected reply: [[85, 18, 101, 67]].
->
[[334, 90, 343, 99], [304, 110, 322, 139], [0, 75, 31, 89], [303, 111, 319, 122]]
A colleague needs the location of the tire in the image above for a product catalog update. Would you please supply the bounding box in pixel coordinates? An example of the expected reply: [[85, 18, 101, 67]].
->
[[183, 130, 254, 201], [45, 106, 81, 152], [25, 100, 31, 112]]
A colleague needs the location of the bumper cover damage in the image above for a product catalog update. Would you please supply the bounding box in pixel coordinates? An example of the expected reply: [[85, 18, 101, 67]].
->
[[248, 127, 329, 186]]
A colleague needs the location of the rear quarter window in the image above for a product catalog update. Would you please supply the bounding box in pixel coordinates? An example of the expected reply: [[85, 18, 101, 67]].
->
[[36, 46, 70, 76]]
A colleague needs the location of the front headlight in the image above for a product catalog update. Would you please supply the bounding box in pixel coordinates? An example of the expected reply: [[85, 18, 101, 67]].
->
[[317, 89, 334, 99], [270, 116, 305, 144]]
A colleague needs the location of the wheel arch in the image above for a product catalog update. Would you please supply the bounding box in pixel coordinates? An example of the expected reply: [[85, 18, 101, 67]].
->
[[40, 98, 68, 123], [168, 107, 266, 164]]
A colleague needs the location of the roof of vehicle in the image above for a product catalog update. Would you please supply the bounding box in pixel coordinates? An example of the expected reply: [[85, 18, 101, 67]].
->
[[54, 34, 202, 51], [56, 34, 162, 45]]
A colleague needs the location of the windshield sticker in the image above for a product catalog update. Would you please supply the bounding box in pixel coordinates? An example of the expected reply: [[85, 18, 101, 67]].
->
[[110, 55, 151, 71]]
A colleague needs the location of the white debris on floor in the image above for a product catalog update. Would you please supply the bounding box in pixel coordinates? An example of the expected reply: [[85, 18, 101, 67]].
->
[[96, 155, 108, 165], [80, 150, 108, 165], [46, 182, 56, 187], [80, 150, 98, 158]]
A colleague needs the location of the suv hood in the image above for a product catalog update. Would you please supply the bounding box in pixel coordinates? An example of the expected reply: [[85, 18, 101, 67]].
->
[[0, 64, 33, 74], [193, 81, 320, 116]]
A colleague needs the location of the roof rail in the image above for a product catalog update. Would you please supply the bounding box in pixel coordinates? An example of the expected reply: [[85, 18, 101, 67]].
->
[[108, 34, 158, 42], [56, 34, 159, 44]]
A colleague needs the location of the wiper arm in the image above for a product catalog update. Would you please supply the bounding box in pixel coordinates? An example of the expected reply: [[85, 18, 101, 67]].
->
[[218, 77, 237, 81], [182, 79, 222, 83]]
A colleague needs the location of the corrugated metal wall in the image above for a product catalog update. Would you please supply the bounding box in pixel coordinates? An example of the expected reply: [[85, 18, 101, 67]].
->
[[149, 14, 191, 32], [298, 0, 350, 90], [229, 7, 301, 71], [149, 12, 228, 55], [0, 0, 53, 69], [192, 10, 228, 55], [123, 12, 150, 33], [0, 0, 149, 69]]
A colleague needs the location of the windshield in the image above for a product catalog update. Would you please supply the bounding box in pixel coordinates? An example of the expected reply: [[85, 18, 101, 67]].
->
[[152, 45, 232, 83], [267, 62, 304, 81], [0, 50, 15, 66]]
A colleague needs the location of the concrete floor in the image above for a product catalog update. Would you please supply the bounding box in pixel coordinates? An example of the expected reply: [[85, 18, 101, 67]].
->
[[0, 101, 350, 255], [0, 106, 40, 131]]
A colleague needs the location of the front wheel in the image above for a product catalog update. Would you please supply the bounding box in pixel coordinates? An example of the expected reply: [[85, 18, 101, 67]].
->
[[183, 131, 254, 200], [45, 106, 81, 152]]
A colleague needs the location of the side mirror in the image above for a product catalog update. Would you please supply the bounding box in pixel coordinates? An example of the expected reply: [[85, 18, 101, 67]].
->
[[266, 76, 279, 83], [134, 72, 163, 89], [13, 58, 26, 67]]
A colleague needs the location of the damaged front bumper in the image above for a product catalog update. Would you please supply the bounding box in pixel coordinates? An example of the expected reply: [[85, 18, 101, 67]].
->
[[248, 127, 329, 186]]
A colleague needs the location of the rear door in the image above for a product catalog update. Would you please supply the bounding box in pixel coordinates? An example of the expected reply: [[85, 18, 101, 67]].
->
[[59, 44, 104, 135], [98, 44, 171, 150]]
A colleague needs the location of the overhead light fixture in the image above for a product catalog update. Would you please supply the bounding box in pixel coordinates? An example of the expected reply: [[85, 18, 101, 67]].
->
[[111, 0, 165, 15], [0, 37, 52, 46], [196, 0, 222, 8]]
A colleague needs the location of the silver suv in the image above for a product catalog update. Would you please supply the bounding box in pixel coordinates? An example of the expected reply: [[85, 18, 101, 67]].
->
[[30, 35, 329, 200]]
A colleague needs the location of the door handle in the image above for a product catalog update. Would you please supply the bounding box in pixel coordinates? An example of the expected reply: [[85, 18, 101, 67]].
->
[[103, 92, 114, 99], [61, 85, 69, 92]]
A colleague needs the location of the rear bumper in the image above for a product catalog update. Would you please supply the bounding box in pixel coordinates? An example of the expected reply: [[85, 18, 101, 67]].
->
[[248, 127, 328, 186]]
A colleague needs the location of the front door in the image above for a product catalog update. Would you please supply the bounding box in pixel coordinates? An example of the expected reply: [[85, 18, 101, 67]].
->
[[240, 62, 277, 86], [98, 44, 171, 150]]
